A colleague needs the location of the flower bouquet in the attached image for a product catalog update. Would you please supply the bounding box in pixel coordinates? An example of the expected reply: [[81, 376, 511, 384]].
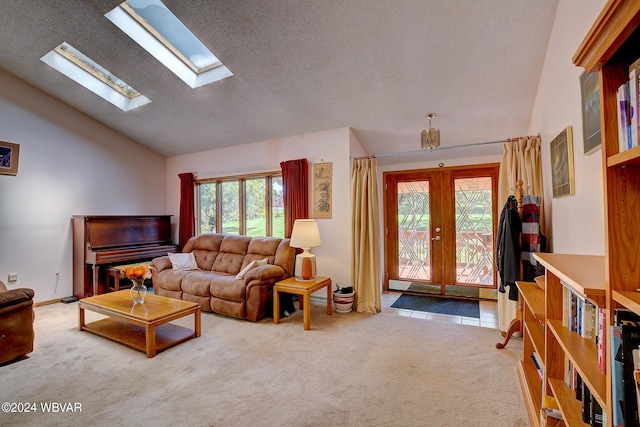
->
[[121, 264, 151, 304]]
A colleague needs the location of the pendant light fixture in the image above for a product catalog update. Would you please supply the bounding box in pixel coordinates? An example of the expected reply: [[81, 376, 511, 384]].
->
[[421, 113, 440, 150]]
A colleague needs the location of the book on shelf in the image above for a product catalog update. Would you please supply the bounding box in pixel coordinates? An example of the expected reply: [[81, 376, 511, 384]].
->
[[618, 82, 631, 152], [564, 362, 604, 426], [591, 396, 604, 427], [630, 57, 640, 150], [615, 57, 640, 154], [612, 308, 640, 427], [612, 325, 625, 427], [618, 308, 640, 427], [575, 370, 583, 402], [630, 62, 639, 149], [566, 358, 574, 389], [582, 301, 595, 340], [561, 282, 597, 339], [530, 351, 544, 380], [621, 323, 640, 427], [634, 348, 640, 427], [598, 307, 607, 375], [531, 354, 543, 380], [582, 379, 592, 424], [562, 285, 569, 328], [571, 289, 579, 333]]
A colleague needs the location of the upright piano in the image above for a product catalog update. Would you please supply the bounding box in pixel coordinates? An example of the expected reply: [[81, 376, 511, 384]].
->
[[72, 215, 179, 298]]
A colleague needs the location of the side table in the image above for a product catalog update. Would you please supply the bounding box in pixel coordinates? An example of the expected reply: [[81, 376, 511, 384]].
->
[[273, 276, 332, 330]]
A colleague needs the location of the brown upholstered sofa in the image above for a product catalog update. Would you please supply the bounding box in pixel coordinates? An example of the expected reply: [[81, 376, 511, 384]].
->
[[151, 233, 295, 321], [0, 281, 35, 365]]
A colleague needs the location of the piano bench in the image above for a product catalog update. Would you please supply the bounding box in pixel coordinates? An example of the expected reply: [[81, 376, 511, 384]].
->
[[106, 264, 152, 293], [106, 267, 133, 292]]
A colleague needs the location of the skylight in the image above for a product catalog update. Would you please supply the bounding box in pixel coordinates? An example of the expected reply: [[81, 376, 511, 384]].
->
[[40, 42, 151, 111], [106, 0, 233, 89]]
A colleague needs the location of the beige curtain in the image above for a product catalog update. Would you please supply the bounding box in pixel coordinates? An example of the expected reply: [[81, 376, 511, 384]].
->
[[497, 136, 544, 332], [351, 157, 381, 313]]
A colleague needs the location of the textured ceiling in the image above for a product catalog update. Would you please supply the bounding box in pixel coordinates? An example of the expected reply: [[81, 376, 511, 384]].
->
[[0, 0, 558, 165]]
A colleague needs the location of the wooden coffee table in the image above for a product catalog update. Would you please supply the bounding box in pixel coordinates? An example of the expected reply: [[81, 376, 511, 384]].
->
[[78, 290, 201, 357]]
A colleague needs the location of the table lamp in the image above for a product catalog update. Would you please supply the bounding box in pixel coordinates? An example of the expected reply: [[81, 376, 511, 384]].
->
[[289, 219, 322, 281]]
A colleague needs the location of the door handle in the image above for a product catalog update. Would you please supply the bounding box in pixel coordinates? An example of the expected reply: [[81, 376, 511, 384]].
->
[[431, 236, 441, 241]]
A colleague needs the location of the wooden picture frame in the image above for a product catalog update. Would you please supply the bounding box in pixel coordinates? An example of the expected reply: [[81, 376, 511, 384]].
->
[[580, 71, 601, 155], [550, 126, 575, 198], [312, 162, 332, 218], [0, 141, 20, 176]]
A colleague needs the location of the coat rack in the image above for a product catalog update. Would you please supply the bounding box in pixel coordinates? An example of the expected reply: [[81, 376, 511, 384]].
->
[[495, 180, 525, 349]]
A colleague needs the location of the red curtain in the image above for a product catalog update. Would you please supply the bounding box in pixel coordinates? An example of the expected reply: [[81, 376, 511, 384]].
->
[[280, 159, 309, 238], [178, 172, 195, 248]]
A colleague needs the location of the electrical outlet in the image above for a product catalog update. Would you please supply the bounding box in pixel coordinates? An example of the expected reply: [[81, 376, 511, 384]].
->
[[8, 273, 18, 282]]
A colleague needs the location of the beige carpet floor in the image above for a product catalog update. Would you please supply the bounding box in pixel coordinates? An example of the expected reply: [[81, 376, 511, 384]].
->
[[1, 300, 527, 427]]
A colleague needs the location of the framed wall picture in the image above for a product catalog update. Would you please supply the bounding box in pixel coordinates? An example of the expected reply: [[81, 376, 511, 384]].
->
[[313, 162, 332, 218], [0, 141, 20, 176], [550, 126, 575, 198], [580, 71, 602, 155]]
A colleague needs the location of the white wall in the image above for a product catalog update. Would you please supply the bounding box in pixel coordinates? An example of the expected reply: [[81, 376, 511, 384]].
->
[[528, 0, 607, 255], [0, 70, 167, 303], [166, 127, 353, 289]]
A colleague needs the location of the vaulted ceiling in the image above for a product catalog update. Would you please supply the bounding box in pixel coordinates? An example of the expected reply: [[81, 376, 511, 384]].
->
[[0, 0, 559, 165]]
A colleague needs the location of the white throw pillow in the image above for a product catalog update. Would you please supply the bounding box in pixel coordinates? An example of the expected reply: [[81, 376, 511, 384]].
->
[[168, 252, 198, 271], [235, 258, 268, 280]]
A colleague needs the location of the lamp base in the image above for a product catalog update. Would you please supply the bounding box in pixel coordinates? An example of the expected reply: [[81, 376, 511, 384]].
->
[[294, 252, 316, 281]]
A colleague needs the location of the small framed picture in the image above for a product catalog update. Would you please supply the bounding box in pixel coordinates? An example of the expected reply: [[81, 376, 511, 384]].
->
[[580, 71, 601, 155], [0, 141, 20, 176], [550, 126, 575, 198], [312, 162, 332, 218]]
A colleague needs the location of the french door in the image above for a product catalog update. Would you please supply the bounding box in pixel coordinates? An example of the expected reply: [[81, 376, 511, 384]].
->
[[383, 164, 499, 296]]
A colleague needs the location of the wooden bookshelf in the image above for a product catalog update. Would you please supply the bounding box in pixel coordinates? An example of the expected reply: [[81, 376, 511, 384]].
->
[[528, 253, 607, 427], [612, 290, 640, 314], [519, 360, 544, 427], [547, 320, 606, 407], [548, 379, 589, 427], [571, 2, 640, 425], [517, 281, 546, 427], [534, 253, 606, 307]]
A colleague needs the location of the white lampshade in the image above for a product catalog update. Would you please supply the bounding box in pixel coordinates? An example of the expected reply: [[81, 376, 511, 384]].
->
[[289, 219, 321, 281], [290, 219, 321, 249]]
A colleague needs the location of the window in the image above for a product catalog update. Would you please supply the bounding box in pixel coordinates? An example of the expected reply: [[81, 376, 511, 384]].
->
[[245, 178, 266, 236], [220, 180, 239, 234], [40, 42, 151, 111], [197, 173, 284, 238], [106, 0, 233, 88]]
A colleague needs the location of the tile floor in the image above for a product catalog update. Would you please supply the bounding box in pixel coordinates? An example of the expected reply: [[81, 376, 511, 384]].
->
[[380, 291, 499, 329]]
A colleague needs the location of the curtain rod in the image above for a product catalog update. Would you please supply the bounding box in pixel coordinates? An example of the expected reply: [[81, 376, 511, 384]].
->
[[371, 139, 506, 159], [194, 164, 281, 179]]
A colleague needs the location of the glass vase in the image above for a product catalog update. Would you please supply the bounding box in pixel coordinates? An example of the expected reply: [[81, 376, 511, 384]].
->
[[130, 278, 147, 304]]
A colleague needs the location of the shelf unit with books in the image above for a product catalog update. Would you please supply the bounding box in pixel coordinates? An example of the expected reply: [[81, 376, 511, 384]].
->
[[517, 281, 546, 427], [573, 1, 640, 426], [534, 253, 606, 427]]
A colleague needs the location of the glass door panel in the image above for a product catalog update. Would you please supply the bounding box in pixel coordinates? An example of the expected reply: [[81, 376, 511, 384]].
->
[[397, 180, 431, 281], [454, 177, 494, 286]]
